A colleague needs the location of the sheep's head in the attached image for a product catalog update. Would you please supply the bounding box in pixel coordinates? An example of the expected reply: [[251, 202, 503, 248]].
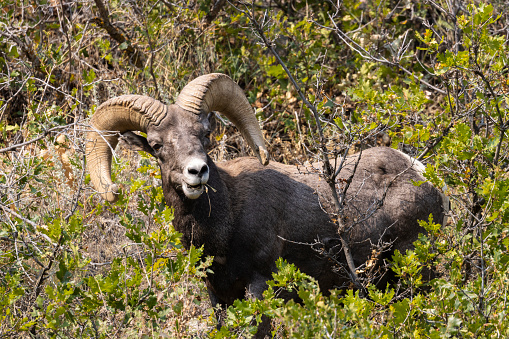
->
[[86, 73, 269, 202]]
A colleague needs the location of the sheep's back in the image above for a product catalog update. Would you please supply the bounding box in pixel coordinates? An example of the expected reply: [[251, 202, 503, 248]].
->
[[216, 147, 445, 290]]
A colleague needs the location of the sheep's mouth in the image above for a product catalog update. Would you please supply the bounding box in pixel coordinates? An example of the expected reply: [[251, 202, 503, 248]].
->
[[182, 182, 205, 199]]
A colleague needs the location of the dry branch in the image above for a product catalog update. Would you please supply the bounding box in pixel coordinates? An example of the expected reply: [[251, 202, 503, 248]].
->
[[0, 123, 78, 153], [206, 0, 228, 24], [92, 0, 146, 69]]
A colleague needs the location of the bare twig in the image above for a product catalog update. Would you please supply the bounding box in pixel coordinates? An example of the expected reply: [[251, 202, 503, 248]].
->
[[130, 3, 161, 99], [0, 204, 56, 246], [29, 234, 64, 336], [325, 16, 447, 95], [0, 123, 78, 153], [473, 66, 505, 167]]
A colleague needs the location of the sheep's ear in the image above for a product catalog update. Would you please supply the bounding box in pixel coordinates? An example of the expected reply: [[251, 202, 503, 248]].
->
[[120, 131, 156, 157], [207, 112, 217, 131]]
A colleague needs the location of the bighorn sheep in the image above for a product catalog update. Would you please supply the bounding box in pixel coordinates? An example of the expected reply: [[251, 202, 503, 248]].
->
[[86, 73, 448, 336]]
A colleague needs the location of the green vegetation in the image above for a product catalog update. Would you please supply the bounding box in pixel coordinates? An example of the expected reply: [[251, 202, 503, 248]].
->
[[1, 0, 508, 337]]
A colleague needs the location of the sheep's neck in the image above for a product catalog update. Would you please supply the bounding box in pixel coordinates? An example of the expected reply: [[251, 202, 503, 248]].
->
[[164, 160, 233, 257]]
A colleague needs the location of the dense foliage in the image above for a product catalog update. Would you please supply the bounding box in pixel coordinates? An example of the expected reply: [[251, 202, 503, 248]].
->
[[1, 0, 508, 337]]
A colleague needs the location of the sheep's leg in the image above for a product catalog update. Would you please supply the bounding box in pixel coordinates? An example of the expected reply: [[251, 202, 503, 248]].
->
[[207, 288, 227, 330], [247, 273, 271, 339]]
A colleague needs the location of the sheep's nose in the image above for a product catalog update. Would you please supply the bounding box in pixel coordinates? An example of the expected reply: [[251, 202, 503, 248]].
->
[[186, 160, 209, 179]]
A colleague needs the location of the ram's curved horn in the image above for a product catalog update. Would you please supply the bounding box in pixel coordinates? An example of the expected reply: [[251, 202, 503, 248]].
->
[[86, 95, 169, 202], [176, 73, 269, 165]]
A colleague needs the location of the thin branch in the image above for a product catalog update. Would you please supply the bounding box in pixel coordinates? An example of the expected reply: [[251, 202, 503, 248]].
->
[[0, 123, 78, 153], [130, 3, 161, 99], [0, 204, 56, 246], [326, 17, 447, 95], [416, 121, 454, 161], [29, 234, 64, 336], [338, 148, 363, 209], [473, 67, 505, 167]]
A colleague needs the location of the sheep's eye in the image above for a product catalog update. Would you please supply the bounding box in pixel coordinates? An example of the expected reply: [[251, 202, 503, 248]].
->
[[152, 143, 163, 152]]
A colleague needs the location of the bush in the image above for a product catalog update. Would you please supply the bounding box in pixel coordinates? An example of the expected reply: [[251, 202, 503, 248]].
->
[[1, 0, 508, 337]]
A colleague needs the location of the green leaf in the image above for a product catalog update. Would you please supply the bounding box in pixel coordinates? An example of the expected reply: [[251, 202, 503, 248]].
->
[[267, 64, 285, 78], [391, 298, 410, 325], [334, 117, 345, 129], [56, 260, 71, 283], [368, 285, 394, 306]]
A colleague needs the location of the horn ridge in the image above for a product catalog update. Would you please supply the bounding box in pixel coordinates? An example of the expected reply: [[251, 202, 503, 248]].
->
[[94, 95, 168, 128]]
